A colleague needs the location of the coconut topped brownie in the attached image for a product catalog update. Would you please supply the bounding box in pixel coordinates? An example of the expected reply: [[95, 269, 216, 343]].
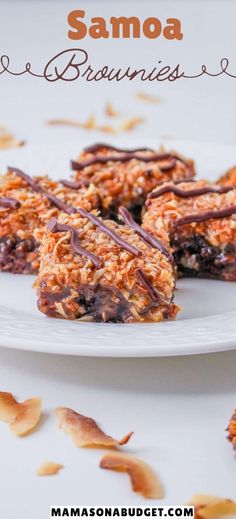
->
[[71, 143, 195, 219], [143, 180, 236, 281], [35, 208, 178, 323], [217, 165, 236, 187], [0, 168, 101, 274]]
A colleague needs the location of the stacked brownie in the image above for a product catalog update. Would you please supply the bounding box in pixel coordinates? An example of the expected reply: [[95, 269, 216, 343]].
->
[[143, 180, 236, 281], [71, 143, 195, 220], [1, 142, 236, 323]]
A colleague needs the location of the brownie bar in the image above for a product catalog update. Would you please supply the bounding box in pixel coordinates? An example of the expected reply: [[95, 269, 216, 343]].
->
[[35, 209, 179, 323], [0, 168, 101, 274], [71, 143, 195, 220], [143, 180, 236, 281]]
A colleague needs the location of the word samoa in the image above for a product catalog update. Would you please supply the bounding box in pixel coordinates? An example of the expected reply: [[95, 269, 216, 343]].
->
[[68, 10, 183, 40]]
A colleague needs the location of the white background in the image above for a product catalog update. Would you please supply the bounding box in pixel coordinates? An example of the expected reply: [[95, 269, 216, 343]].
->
[[0, 1, 236, 517]]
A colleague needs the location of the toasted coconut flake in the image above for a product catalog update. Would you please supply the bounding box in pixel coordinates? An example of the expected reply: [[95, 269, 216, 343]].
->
[[100, 452, 164, 499], [47, 114, 144, 133], [47, 116, 96, 130], [105, 102, 120, 117], [55, 407, 133, 449], [0, 126, 24, 149], [0, 392, 21, 422], [47, 118, 83, 128], [136, 92, 161, 104], [0, 393, 42, 436], [10, 398, 42, 436], [198, 501, 236, 518], [98, 124, 118, 134], [83, 115, 96, 129], [37, 461, 63, 476], [187, 495, 236, 518], [120, 117, 144, 132], [187, 495, 226, 507]]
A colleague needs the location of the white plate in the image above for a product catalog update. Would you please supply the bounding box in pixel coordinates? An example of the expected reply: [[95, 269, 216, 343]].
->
[[0, 138, 236, 357]]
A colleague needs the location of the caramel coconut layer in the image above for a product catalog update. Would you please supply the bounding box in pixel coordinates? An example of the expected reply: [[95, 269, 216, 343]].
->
[[35, 210, 178, 323], [71, 143, 195, 220], [143, 180, 236, 281], [0, 168, 101, 274]]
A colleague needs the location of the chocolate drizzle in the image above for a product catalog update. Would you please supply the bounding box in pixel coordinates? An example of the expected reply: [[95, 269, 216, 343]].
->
[[174, 178, 196, 185], [174, 205, 236, 227], [60, 179, 90, 189], [47, 217, 102, 268], [44, 192, 77, 214], [8, 166, 77, 215], [149, 184, 234, 200], [136, 268, 161, 303], [136, 268, 169, 315], [77, 207, 142, 257], [71, 152, 177, 172], [119, 206, 173, 262], [8, 166, 42, 193], [0, 197, 21, 209], [158, 158, 177, 171], [83, 143, 155, 154]]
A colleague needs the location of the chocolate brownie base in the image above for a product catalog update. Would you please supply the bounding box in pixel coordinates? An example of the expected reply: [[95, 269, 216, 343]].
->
[[0, 235, 39, 274], [38, 283, 133, 322], [172, 234, 236, 281]]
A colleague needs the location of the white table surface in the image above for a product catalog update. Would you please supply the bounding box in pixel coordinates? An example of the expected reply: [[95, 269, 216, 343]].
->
[[0, 348, 236, 514], [0, 1, 236, 517]]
